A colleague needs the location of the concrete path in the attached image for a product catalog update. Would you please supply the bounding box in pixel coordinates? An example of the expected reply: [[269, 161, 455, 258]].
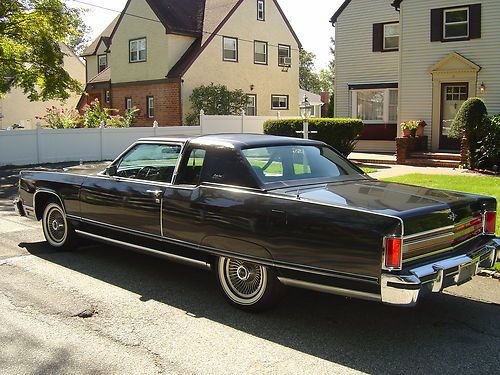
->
[[366, 164, 487, 179]]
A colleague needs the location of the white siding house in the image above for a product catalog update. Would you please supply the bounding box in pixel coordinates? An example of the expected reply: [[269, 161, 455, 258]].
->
[[332, 0, 500, 152]]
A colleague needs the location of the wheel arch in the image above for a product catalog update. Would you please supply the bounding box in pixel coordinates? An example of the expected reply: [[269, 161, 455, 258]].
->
[[34, 189, 66, 220]]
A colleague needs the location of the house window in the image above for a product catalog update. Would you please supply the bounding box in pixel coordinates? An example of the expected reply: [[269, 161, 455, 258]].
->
[[98, 54, 107, 73], [246, 95, 257, 116], [278, 44, 291, 66], [129, 38, 147, 63], [444, 7, 469, 39], [147, 96, 154, 118], [271, 95, 289, 110], [352, 89, 398, 123], [446, 85, 468, 101], [125, 97, 132, 110], [431, 5, 480, 42], [254, 41, 268, 64], [257, 0, 265, 21], [105, 90, 110, 104], [223, 37, 238, 61], [383, 23, 399, 50]]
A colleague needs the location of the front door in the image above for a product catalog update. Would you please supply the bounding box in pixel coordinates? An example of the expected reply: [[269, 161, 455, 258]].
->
[[80, 142, 182, 236], [440, 83, 468, 150]]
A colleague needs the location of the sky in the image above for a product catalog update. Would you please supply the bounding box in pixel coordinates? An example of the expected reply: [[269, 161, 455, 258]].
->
[[66, 0, 344, 71]]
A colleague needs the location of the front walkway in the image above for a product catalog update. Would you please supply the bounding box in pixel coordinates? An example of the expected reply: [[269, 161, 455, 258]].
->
[[366, 164, 476, 179]]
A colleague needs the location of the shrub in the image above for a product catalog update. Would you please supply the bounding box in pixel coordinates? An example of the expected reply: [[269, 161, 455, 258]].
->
[[263, 118, 364, 156], [449, 97, 489, 169], [37, 106, 82, 128], [186, 83, 248, 125], [327, 92, 335, 118], [475, 114, 500, 171]]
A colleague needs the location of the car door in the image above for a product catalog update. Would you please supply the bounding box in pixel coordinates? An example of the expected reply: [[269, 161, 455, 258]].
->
[[80, 142, 182, 236]]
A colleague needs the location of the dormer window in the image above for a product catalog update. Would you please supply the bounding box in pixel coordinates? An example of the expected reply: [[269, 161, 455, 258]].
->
[[257, 0, 265, 21], [129, 38, 146, 63], [98, 54, 107, 73]]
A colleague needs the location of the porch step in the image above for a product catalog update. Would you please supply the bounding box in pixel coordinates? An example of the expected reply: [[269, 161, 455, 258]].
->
[[408, 152, 461, 161], [404, 158, 460, 168]]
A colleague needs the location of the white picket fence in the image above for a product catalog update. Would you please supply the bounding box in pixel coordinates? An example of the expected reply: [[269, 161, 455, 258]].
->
[[0, 112, 291, 167]]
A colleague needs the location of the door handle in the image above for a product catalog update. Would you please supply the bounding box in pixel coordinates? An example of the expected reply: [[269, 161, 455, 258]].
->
[[146, 190, 163, 203]]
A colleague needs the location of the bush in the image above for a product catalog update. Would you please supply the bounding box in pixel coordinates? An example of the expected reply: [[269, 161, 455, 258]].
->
[[263, 118, 364, 156], [186, 83, 248, 125], [37, 106, 82, 128], [475, 115, 500, 171], [449, 98, 489, 169]]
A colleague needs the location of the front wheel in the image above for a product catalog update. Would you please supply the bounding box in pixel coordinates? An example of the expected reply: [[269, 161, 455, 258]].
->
[[42, 201, 77, 251], [216, 256, 281, 312]]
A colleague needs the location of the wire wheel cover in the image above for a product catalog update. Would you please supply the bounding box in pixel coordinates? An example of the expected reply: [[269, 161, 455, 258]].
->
[[220, 257, 267, 304], [45, 206, 66, 243]]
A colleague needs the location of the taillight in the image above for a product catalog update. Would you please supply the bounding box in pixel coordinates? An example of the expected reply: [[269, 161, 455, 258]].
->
[[384, 237, 402, 269], [484, 211, 497, 235]]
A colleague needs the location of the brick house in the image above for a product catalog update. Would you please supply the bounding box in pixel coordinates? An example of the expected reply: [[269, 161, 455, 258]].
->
[[79, 0, 301, 126]]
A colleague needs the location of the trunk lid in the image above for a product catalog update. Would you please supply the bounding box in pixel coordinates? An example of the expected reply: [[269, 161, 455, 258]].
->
[[273, 179, 495, 261]]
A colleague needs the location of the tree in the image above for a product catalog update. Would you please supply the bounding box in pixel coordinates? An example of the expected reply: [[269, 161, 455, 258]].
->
[[318, 37, 336, 93], [299, 49, 322, 94], [186, 83, 248, 125], [0, 0, 88, 101]]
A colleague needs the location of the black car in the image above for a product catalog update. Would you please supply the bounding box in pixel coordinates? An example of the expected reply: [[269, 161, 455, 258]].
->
[[14, 134, 498, 311]]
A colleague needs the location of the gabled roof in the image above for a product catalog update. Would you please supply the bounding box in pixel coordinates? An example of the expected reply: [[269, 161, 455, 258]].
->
[[168, 0, 301, 78], [88, 67, 111, 84], [81, 15, 119, 57], [330, 0, 352, 25], [146, 0, 205, 36]]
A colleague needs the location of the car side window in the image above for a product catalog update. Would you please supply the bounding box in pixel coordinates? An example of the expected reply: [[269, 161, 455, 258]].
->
[[176, 148, 206, 185], [115, 143, 181, 183]]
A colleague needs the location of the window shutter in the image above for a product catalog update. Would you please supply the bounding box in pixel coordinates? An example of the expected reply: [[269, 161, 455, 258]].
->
[[469, 4, 481, 39], [430, 8, 443, 42], [373, 23, 383, 52]]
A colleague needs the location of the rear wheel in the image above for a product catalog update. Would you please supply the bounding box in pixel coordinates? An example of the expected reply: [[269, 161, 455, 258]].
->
[[216, 256, 280, 312], [41, 200, 77, 250]]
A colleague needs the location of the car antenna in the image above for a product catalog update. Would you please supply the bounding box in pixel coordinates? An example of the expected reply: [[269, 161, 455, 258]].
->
[[296, 186, 301, 199]]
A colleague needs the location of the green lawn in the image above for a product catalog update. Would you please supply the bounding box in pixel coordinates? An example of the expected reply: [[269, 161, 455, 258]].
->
[[382, 174, 499, 234], [361, 167, 378, 173]]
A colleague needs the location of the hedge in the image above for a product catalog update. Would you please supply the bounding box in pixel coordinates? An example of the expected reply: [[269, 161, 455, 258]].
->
[[263, 118, 364, 156]]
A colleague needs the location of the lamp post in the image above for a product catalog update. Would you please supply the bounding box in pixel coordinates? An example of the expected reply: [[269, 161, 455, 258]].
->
[[298, 94, 315, 139]]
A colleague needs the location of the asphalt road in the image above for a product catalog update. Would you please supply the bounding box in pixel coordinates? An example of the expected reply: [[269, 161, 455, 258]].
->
[[0, 166, 499, 375]]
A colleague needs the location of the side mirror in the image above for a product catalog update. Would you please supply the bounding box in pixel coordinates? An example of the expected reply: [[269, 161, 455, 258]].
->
[[106, 165, 117, 176]]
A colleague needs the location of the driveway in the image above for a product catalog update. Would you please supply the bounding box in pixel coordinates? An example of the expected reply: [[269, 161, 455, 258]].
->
[[0, 166, 499, 374]]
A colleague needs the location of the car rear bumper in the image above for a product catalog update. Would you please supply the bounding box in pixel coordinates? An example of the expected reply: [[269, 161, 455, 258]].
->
[[13, 197, 26, 217], [381, 237, 499, 306]]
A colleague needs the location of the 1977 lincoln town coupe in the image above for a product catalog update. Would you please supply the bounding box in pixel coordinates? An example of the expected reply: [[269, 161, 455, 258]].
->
[[14, 134, 499, 311]]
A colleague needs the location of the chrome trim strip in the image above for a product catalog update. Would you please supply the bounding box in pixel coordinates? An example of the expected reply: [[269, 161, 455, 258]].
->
[[33, 189, 66, 219], [70, 216, 378, 283], [75, 230, 212, 270], [404, 225, 454, 241], [404, 234, 483, 262], [277, 277, 381, 302]]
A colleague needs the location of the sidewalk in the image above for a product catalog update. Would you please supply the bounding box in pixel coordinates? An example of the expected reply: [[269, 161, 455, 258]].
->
[[366, 163, 477, 179]]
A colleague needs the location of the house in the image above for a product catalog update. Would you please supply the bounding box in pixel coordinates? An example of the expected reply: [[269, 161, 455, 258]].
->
[[331, 0, 500, 153], [79, 0, 301, 126], [299, 89, 324, 118], [0, 43, 85, 130]]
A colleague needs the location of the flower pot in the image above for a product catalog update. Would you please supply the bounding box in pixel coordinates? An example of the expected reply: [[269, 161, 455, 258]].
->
[[416, 122, 426, 137], [403, 129, 412, 137]]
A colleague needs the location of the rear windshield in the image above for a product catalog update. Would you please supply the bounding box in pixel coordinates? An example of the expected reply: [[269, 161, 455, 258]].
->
[[241, 145, 362, 184]]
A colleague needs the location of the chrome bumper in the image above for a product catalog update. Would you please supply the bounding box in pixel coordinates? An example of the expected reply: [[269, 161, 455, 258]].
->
[[381, 238, 499, 306], [13, 198, 26, 217]]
